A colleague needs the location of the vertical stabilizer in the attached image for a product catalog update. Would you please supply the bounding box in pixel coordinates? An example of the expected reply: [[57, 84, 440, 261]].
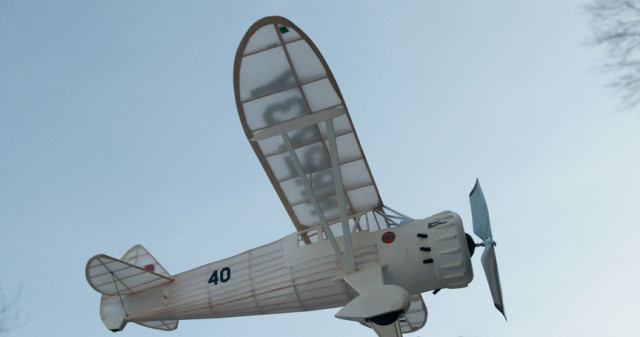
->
[[120, 244, 171, 278]]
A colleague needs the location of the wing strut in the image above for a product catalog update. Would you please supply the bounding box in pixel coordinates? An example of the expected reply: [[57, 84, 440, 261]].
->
[[326, 118, 355, 273], [281, 130, 355, 273]]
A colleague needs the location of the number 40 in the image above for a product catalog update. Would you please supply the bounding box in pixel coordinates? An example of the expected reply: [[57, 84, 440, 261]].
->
[[208, 267, 231, 285]]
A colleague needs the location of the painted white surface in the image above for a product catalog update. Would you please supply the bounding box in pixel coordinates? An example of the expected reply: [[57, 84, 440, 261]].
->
[[1, 1, 639, 337]]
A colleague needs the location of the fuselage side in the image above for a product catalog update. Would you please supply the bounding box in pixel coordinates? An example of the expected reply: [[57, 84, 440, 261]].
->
[[101, 211, 473, 326]]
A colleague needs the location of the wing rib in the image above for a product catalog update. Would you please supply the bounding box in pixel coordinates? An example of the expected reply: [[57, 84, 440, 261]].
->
[[250, 106, 345, 141]]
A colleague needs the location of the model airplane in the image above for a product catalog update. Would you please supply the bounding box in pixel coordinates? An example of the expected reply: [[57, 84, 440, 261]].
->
[[85, 16, 506, 337]]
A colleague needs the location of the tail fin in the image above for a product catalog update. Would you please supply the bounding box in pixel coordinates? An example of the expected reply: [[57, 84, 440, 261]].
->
[[120, 244, 171, 278], [85, 245, 177, 332]]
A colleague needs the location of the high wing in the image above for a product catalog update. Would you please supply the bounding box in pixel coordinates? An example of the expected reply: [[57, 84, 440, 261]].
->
[[234, 16, 382, 231], [234, 17, 383, 272]]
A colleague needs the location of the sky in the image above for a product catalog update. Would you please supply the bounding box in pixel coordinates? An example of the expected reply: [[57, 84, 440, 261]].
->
[[1, 1, 639, 337]]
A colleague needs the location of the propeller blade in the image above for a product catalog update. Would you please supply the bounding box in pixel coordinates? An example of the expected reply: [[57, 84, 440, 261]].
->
[[469, 179, 506, 320], [481, 245, 506, 320], [469, 179, 492, 241]]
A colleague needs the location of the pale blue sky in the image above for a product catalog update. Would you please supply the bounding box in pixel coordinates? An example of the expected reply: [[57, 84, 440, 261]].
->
[[1, 1, 639, 337]]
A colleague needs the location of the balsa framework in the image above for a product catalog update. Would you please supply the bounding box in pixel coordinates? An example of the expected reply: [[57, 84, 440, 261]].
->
[[84, 16, 506, 337], [234, 16, 383, 231]]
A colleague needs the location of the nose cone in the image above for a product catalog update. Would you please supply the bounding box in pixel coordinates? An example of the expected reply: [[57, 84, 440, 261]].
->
[[465, 233, 476, 257]]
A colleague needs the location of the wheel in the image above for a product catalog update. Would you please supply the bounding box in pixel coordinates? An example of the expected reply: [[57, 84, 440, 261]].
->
[[369, 310, 402, 326]]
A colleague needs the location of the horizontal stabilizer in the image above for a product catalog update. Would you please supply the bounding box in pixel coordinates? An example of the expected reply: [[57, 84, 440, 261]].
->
[[86, 253, 173, 296], [136, 320, 178, 331]]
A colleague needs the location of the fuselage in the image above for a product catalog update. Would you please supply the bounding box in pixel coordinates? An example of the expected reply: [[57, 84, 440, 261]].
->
[[100, 211, 473, 326]]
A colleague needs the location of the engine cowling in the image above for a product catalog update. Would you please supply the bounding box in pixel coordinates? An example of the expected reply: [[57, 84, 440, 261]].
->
[[378, 211, 474, 295]]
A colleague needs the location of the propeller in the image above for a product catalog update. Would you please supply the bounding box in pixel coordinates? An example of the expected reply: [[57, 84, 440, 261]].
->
[[469, 179, 506, 320]]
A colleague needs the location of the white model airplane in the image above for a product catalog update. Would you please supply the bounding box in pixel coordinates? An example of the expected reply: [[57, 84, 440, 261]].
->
[[86, 16, 505, 337]]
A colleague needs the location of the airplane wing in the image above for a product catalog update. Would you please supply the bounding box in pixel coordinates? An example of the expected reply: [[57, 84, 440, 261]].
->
[[234, 16, 383, 232], [234, 17, 384, 273]]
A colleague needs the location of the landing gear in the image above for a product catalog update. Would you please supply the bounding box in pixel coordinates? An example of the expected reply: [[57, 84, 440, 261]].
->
[[369, 310, 403, 326]]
